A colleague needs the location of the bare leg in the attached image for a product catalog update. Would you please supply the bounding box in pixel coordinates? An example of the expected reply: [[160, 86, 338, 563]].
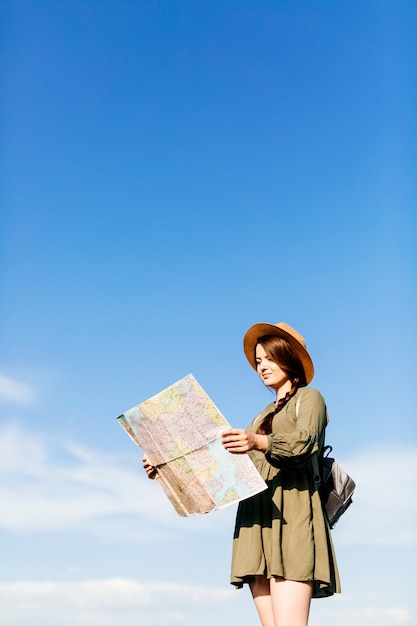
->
[[249, 576, 275, 626], [270, 578, 313, 626]]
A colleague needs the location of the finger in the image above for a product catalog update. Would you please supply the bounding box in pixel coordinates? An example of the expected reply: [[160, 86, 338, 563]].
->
[[223, 435, 248, 446], [222, 431, 246, 441], [146, 466, 157, 478], [225, 446, 247, 454], [223, 428, 245, 435], [224, 440, 248, 451], [222, 436, 238, 444]]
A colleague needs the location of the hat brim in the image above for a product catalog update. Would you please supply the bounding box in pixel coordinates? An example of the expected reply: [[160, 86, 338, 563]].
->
[[243, 322, 314, 384]]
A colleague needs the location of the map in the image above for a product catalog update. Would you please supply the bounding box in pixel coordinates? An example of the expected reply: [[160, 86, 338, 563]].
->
[[117, 373, 267, 516]]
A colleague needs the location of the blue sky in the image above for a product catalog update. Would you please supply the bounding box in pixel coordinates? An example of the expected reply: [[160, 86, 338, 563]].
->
[[1, 1, 416, 625]]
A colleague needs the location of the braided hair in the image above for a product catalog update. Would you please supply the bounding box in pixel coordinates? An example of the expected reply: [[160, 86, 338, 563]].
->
[[255, 334, 307, 435]]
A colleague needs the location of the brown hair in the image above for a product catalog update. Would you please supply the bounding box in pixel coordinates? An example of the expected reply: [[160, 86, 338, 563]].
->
[[255, 335, 307, 435]]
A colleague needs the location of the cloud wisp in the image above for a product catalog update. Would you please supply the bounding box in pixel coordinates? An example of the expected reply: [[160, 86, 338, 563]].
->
[[0, 423, 234, 538], [0, 579, 413, 626], [0, 578, 236, 626], [0, 374, 36, 405], [335, 444, 417, 546], [311, 595, 412, 626]]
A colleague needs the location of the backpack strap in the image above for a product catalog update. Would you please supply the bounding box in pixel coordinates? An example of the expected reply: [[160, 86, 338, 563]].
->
[[311, 450, 321, 487], [295, 391, 302, 418]]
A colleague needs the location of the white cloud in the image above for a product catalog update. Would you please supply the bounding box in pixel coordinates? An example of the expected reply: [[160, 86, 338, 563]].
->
[[0, 374, 36, 404], [0, 579, 235, 626], [332, 444, 417, 546], [0, 579, 233, 607], [0, 424, 234, 537], [0, 424, 169, 534], [0, 580, 413, 626], [311, 595, 413, 626]]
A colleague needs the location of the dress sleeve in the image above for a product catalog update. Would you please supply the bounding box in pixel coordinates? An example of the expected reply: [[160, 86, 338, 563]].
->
[[265, 388, 328, 469]]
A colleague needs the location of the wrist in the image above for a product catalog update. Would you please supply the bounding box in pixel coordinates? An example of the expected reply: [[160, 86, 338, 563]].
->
[[256, 434, 269, 452]]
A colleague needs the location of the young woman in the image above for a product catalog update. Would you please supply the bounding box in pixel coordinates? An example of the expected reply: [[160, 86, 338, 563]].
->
[[221, 321, 340, 626]]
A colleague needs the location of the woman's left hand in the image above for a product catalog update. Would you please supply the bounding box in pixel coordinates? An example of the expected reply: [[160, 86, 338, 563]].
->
[[222, 428, 268, 453], [142, 455, 157, 479]]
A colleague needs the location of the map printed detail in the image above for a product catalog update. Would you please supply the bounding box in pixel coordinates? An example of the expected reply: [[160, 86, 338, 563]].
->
[[117, 374, 267, 516]]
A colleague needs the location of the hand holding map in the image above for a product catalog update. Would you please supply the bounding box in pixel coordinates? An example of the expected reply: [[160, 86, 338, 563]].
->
[[117, 374, 267, 516]]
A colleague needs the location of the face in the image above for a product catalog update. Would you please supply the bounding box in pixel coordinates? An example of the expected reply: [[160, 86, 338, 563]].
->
[[255, 344, 290, 390]]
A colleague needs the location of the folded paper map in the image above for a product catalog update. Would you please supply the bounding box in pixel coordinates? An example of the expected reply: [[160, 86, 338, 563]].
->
[[117, 373, 267, 516]]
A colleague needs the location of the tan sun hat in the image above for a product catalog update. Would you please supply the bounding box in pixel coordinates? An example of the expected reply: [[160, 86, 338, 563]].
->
[[243, 322, 314, 384]]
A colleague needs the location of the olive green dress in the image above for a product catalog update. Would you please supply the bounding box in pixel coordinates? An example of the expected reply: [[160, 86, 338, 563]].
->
[[231, 387, 341, 598]]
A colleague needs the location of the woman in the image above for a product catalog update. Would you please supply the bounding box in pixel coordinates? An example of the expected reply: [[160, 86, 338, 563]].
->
[[221, 321, 340, 626]]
